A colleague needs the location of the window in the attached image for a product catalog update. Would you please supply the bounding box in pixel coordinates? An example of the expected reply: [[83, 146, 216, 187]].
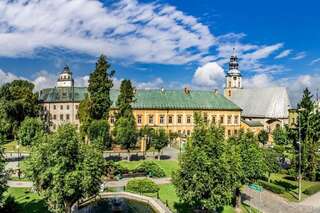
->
[[168, 115, 173, 124], [234, 116, 239, 125], [220, 115, 224, 124], [227, 116, 232, 124], [75, 114, 79, 120], [53, 114, 57, 120], [160, 115, 165, 124], [233, 76, 237, 80], [75, 105, 79, 110], [228, 81, 231, 87], [53, 124, 56, 130], [228, 130, 231, 136], [67, 105, 70, 110], [110, 116, 115, 124], [228, 90, 231, 97], [177, 115, 182, 124], [60, 105, 63, 110], [234, 129, 238, 135], [187, 130, 191, 135], [204, 113, 208, 123], [212, 116, 216, 124], [187, 115, 191, 124], [53, 105, 56, 110], [137, 115, 142, 124], [60, 114, 64, 120], [66, 114, 70, 120], [148, 115, 154, 124]]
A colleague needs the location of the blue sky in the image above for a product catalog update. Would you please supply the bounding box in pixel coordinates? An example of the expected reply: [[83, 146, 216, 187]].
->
[[0, 0, 319, 104]]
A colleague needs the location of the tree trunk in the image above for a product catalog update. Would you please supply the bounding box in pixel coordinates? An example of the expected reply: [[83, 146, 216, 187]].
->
[[158, 150, 161, 160], [64, 201, 73, 213], [234, 187, 241, 209], [127, 149, 131, 161]]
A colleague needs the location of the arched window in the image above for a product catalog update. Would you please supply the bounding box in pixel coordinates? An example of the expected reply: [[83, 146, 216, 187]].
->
[[228, 90, 231, 97]]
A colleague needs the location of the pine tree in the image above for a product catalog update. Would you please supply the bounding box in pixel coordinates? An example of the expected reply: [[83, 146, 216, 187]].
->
[[116, 79, 135, 118], [88, 55, 114, 120]]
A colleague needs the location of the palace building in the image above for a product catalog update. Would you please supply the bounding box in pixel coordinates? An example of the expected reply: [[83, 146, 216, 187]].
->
[[39, 69, 242, 137], [224, 50, 291, 139], [38, 52, 291, 142]]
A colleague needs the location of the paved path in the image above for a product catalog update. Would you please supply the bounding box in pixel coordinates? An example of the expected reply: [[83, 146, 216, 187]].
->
[[7, 180, 33, 188], [7, 177, 171, 189], [300, 191, 320, 208], [243, 186, 320, 213]]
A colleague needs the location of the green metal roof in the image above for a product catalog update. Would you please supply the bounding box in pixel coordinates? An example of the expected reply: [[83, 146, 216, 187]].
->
[[39, 87, 241, 110]]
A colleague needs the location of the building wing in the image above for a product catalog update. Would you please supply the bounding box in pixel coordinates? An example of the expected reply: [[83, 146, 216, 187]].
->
[[229, 87, 291, 119]]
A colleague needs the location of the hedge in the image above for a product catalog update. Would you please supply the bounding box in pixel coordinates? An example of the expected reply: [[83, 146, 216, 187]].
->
[[134, 161, 165, 178], [257, 180, 285, 194], [126, 178, 159, 194], [303, 184, 320, 195]]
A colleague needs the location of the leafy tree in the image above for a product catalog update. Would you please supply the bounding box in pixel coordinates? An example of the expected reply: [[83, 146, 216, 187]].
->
[[114, 117, 137, 160], [0, 146, 8, 207], [114, 80, 137, 160], [173, 115, 242, 211], [24, 124, 104, 213], [88, 55, 114, 120], [0, 80, 40, 139], [264, 148, 281, 182], [18, 117, 45, 146], [78, 95, 92, 140], [228, 131, 267, 208], [151, 129, 169, 160], [87, 119, 111, 149], [257, 129, 268, 145], [273, 126, 289, 146]]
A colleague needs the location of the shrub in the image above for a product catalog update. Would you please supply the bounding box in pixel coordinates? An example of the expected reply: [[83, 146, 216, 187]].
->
[[303, 184, 320, 195], [134, 161, 165, 178], [126, 178, 159, 194], [283, 175, 296, 181], [257, 180, 285, 194], [272, 180, 297, 191], [105, 161, 129, 177]]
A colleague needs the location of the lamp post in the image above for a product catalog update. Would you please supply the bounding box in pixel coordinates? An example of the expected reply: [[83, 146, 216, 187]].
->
[[298, 108, 305, 201]]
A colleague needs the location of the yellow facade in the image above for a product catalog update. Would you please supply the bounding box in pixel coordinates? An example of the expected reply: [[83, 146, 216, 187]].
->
[[109, 109, 241, 137]]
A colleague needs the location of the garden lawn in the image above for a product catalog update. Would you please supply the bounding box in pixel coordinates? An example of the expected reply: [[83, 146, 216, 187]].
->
[[5, 187, 49, 213], [119, 160, 179, 177], [269, 173, 320, 202], [157, 184, 258, 213]]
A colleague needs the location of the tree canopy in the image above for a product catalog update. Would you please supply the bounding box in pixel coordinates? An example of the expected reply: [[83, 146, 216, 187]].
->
[[87, 55, 114, 120], [25, 124, 105, 213], [87, 119, 111, 149], [173, 114, 242, 211], [18, 117, 45, 146], [0, 80, 40, 139], [151, 128, 169, 160]]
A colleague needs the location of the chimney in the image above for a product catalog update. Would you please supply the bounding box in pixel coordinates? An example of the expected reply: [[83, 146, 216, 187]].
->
[[184, 87, 191, 95]]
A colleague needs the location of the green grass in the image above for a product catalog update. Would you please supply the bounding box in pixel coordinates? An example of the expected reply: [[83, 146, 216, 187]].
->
[[268, 173, 320, 202], [2, 140, 30, 153], [143, 183, 257, 213], [118, 160, 179, 177], [5, 187, 49, 213]]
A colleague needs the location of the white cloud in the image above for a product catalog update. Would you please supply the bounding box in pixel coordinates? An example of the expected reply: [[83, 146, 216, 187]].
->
[[134, 78, 164, 89], [242, 74, 275, 88], [310, 58, 320, 66], [242, 43, 283, 60], [192, 62, 225, 88], [0, 0, 215, 65], [275, 49, 292, 59], [213, 34, 285, 73], [291, 52, 306, 60], [0, 69, 24, 85]]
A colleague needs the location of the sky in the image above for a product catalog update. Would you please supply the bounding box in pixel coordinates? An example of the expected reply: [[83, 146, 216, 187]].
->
[[0, 0, 319, 106]]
